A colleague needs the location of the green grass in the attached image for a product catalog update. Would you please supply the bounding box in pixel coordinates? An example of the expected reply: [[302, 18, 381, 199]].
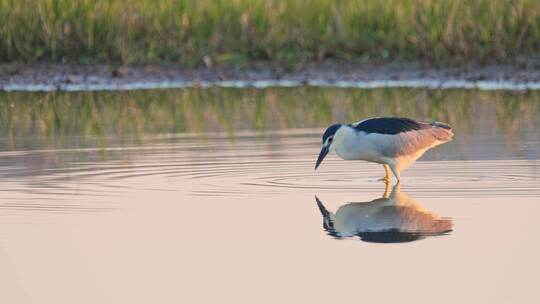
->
[[1, 0, 540, 66]]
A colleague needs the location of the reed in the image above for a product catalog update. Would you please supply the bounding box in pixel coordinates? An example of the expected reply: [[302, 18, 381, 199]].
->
[[1, 88, 539, 150], [1, 0, 539, 66]]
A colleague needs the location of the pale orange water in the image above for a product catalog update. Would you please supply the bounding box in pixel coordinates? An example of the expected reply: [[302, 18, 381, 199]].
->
[[0, 88, 539, 303]]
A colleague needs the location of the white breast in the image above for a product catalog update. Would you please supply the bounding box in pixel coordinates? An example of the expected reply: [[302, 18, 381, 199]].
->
[[333, 127, 392, 164]]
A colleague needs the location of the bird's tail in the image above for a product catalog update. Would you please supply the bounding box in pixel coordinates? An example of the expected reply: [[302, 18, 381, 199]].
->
[[431, 121, 452, 130], [430, 121, 454, 142]]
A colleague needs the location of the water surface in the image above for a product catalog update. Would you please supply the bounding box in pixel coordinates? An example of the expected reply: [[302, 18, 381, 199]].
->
[[1, 88, 539, 303]]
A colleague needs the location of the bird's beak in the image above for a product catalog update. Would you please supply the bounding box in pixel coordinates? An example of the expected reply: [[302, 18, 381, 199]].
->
[[315, 145, 329, 170]]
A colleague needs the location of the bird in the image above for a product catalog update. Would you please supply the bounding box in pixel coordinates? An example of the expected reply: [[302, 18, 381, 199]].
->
[[315, 184, 453, 243], [314, 117, 453, 182]]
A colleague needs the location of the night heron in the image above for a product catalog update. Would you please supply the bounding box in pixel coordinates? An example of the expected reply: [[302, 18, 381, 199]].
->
[[315, 117, 453, 182], [315, 184, 453, 243]]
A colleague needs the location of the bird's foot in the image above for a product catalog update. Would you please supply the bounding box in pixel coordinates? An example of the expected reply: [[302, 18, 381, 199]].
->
[[378, 172, 392, 184], [377, 176, 391, 183]]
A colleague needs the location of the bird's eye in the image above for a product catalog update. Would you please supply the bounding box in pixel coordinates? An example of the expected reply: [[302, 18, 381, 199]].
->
[[328, 137, 333, 143]]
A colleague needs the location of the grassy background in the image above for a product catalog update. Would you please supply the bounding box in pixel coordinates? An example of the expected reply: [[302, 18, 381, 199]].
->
[[1, 0, 540, 66], [1, 88, 538, 150]]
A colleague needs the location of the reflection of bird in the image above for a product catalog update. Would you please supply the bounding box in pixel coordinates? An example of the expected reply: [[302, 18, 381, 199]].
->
[[315, 117, 453, 182], [315, 184, 452, 243]]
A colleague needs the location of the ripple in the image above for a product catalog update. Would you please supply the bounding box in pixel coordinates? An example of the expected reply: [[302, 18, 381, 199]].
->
[[189, 159, 540, 197], [1, 134, 539, 206]]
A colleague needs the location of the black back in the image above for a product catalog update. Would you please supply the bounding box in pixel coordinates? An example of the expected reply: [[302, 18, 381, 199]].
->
[[352, 117, 429, 135]]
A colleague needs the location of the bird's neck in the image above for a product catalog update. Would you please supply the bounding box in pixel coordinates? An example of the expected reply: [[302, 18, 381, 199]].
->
[[333, 126, 363, 159], [333, 125, 357, 146]]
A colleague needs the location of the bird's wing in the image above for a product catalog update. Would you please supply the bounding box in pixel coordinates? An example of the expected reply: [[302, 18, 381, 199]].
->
[[354, 118, 453, 157], [391, 124, 453, 156], [351, 117, 431, 135]]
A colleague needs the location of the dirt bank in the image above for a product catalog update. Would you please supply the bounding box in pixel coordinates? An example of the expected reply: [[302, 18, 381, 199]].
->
[[2, 61, 540, 91]]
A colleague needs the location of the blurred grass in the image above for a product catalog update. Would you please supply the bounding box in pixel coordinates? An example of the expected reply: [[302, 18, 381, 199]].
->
[[1, 0, 540, 66], [1, 88, 539, 150]]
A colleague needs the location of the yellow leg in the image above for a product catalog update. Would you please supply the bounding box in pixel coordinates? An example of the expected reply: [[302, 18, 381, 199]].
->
[[382, 179, 391, 198], [383, 164, 391, 182]]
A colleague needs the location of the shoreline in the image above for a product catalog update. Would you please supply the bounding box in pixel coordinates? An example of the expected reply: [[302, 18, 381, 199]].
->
[[2, 62, 540, 91]]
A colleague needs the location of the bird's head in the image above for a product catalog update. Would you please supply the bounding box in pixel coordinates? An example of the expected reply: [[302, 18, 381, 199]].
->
[[315, 124, 344, 170]]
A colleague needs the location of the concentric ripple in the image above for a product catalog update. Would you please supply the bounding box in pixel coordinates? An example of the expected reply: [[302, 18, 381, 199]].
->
[[1, 131, 539, 209]]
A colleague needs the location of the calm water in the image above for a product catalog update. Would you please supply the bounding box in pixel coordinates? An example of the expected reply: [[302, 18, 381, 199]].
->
[[1, 88, 539, 303]]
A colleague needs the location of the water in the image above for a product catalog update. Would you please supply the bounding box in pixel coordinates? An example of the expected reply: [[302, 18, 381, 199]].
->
[[1, 88, 539, 303], [5, 78, 540, 92]]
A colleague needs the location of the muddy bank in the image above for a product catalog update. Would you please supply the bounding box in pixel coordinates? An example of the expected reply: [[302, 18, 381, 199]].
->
[[2, 61, 540, 91]]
